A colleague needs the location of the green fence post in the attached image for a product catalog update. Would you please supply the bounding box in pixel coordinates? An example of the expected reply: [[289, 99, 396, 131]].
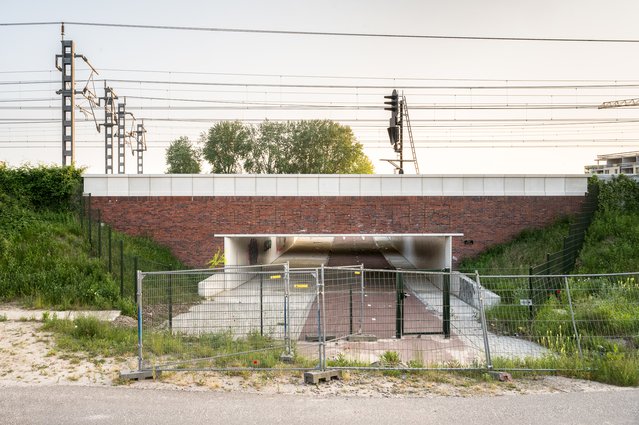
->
[[119, 240, 124, 298], [528, 266, 534, 322], [395, 271, 404, 339], [443, 268, 451, 339], [80, 195, 85, 231], [108, 227, 112, 273], [88, 193, 92, 250], [97, 210, 102, 259]]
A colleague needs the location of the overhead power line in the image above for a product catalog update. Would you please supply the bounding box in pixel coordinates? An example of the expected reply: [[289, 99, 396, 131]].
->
[[2, 21, 639, 44]]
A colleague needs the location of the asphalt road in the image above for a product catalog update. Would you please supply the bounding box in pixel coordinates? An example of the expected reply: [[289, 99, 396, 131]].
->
[[1, 385, 638, 425]]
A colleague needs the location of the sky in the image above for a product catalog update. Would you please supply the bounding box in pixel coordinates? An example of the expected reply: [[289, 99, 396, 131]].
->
[[1, 0, 639, 175]]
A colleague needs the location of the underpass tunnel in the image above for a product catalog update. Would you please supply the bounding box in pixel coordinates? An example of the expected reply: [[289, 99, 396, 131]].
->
[[216, 233, 462, 271]]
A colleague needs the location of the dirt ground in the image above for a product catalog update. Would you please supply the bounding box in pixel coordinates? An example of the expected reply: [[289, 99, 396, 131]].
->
[[0, 317, 631, 398]]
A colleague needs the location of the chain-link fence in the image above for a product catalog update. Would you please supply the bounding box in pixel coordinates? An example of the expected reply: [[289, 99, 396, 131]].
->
[[134, 267, 639, 373]]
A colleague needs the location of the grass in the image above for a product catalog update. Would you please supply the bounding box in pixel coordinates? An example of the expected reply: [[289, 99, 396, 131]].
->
[[0, 165, 187, 315], [41, 316, 138, 357], [458, 218, 571, 274]]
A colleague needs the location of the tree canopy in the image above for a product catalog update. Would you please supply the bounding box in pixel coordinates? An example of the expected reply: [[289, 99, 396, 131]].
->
[[165, 137, 201, 174], [201, 119, 373, 174]]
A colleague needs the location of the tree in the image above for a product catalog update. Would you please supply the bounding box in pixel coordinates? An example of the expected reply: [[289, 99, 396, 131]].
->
[[165, 137, 201, 174], [201, 121, 253, 174], [214, 119, 374, 174], [286, 120, 374, 174]]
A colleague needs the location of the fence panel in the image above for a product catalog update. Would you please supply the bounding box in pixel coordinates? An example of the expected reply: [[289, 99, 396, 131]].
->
[[478, 272, 639, 369], [566, 273, 639, 357], [320, 268, 488, 369], [139, 265, 321, 371]]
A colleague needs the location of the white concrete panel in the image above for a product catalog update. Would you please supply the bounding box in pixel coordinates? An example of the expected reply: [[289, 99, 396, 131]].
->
[[360, 177, 382, 196], [565, 177, 588, 195], [192, 176, 214, 196], [297, 176, 319, 196], [171, 176, 193, 196], [149, 177, 172, 196], [107, 176, 130, 196], [318, 177, 340, 196], [256, 176, 277, 196], [442, 177, 464, 195], [276, 176, 299, 196], [544, 177, 565, 195], [84, 174, 590, 198], [129, 176, 150, 196], [235, 176, 256, 196], [462, 177, 484, 195], [401, 176, 422, 196], [422, 177, 443, 196], [339, 176, 360, 195], [213, 176, 236, 196], [381, 176, 401, 194], [84, 176, 108, 196], [483, 177, 505, 195], [504, 177, 525, 195], [524, 177, 545, 195]]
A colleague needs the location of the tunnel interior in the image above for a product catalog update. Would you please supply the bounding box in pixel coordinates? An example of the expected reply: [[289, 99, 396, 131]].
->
[[217, 233, 461, 271]]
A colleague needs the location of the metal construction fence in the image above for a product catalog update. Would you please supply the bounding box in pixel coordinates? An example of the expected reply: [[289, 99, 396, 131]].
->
[[134, 266, 639, 373]]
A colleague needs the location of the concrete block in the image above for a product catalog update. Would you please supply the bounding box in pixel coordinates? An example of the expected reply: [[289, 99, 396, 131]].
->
[[279, 353, 294, 363], [304, 370, 342, 384], [213, 176, 236, 196], [381, 176, 401, 195], [235, 176, 256, 196], [149, 177, 172, 196], [347, 334, 378, 342], [401, 176, 422, 196], [318, 177, 340, 196], [422, 177, 443, 195], [84, 176, 108, 196], [442, 177, 464, 195], [192, 176, 214, 196], [277, 176, 298, 196], [171, 176, 193, 196], [339, 176, 360, 195], [119, 369, 161, 381], [297, 176, 319, 196], [360, 177, 381, 196], [256, 177, 277, 196], [129, 176, 150, 196], [107, 176, 130, 196], [488, 371, 513, 382]]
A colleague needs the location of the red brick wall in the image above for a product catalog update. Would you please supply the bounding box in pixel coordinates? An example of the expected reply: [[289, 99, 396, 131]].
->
[[89, 195, 585, 268]]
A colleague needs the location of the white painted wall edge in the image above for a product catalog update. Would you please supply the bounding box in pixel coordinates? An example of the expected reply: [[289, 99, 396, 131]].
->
[[84, 174, 589, 197]]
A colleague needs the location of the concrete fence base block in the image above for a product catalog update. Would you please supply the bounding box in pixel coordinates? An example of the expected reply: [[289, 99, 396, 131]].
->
[[488, 371, 513, 382], [304, 335, 336, 342], [279, 353, 295, 363], [347, 334, 378, 342], [119, 369, 161, 381], [304, 370, 342, 385]]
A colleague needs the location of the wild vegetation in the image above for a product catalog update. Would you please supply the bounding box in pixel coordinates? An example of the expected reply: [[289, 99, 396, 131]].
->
[[461, 175, 639, 386], [0, 164, 184, 314]]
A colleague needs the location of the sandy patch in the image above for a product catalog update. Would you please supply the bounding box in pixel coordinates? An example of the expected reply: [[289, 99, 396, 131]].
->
[[0, 318, 630, 397]]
